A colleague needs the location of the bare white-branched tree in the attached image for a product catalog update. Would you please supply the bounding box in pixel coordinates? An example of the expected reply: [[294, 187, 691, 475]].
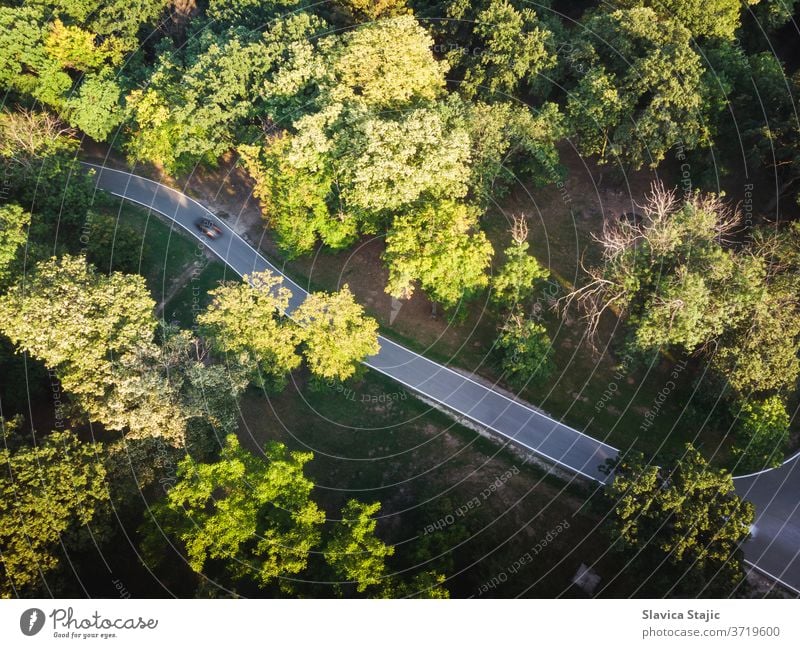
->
[[559, 181, 742, 341], [0, 109, 75, 171]]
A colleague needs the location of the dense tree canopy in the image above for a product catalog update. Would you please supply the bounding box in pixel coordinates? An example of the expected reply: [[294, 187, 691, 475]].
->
[[326, 500, 395, 593], [321, 15, 448, 109], [606, 446, 754, 595], [567, 8, 710, 168], [565, 183, 799, 468], [613, 0, 753, 40], [384, 200, 493, 307], [0, 204, 29, 286], [1, 428, 109, 597], [141, 435, 325, 587], [126, 13, 325, 172], [0, 255, 192, 445], [446, 0, 558, 99]]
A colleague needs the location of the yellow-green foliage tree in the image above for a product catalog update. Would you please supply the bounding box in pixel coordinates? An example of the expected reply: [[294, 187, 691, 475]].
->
[[384, 200, 493, 308], [1, 426, 109, 597], [198, 271, 301, 388], [140, 435, 325, 587], [0, 255, 186, 445], [294, 286, 380, 381]]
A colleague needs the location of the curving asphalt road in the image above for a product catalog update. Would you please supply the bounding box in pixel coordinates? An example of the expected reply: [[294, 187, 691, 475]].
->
[[85, 162, 800, 595], [734, 454, 800, 595], [84, 163, 617, 483]]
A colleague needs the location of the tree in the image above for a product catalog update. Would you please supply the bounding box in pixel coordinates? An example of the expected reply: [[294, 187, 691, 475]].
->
[[462, 100, 565, 203], [140, 435, 325, 587], [564, 184, 761, 351], [0, 255, 156, 402], [335, 0, 408, 21], [334, 103, 473, 214], [566, 8, 709, 168], [126, 14, 325, 171], [0, 204, 30, 286], [65, 73, 124, 141], [1, 429, 108, 597], [606, 445, 754, 596], [321, 15, 448, 109], [205, 0, 304, 30], [496, 312, 554, 387], [198, 271, 301, 388], [0, 255, 192, 444], [712, 286, 800, 396], [239, 133, 338, 258], [84, 210, 141, 275], [294, 286, 380, 381], [0, 109, 96, 232], [446, 0, 557, 99], [0, 3, 158, 140], [326, 500, 394, 593], [613, 0, 754, 40], [384, 200, 493, 308], [388, 571, 450, 599], [733, 397, 790, 472], [491, 216, 549, 308]]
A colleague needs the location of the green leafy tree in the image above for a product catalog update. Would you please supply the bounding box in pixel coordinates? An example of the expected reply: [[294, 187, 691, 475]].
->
[[1, 428, 109, 597], [65, 73, 124, 141], [205, 0, 304, 30], [326, 500, 394, 593], [198, 271, 301, 388], [712, 286, 800, 396], [26, 0, 168, 50], [294, 286, 380, 381], [567, 185, 764, 354], [496, 312, 554, 387], [126, 14, 325, 172], [463, 100, 565, 202], [491, 216, 549, 308], [321, 15, 448, 109], [239, 134, 338, 258], [0, 3, 158, 140], [335, 0, 408, 21], [0, 204, 30, 286], [613, 0, 755, 40], [567, 8, 709, 168], [141, 435, 325, 587], [334, 103, 473, 214], [447, 0, 557, 99], [606, 445, 754, 596], [0, 109, 96, 232], [733, 397, 790, 472], [384, 200, 493, 307], [388, 571, 450, 599]]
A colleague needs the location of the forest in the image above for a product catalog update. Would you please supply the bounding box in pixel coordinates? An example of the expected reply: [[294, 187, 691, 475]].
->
[[0, 0, 798, 598]]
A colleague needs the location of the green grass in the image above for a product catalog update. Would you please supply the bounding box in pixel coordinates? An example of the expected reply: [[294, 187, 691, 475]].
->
[[162, 260, 229, 329], [236, 368, 617, 597], [99, 201, 201, 304]]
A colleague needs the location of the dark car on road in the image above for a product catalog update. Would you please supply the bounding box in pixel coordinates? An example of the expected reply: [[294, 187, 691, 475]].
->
[[195, 218, 223, 239]]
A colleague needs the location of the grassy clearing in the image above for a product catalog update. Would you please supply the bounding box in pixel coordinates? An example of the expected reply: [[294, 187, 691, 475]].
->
[[236, 368, 624, 597], [162, 260, 229, 329], [97, 200, 200, 304]]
